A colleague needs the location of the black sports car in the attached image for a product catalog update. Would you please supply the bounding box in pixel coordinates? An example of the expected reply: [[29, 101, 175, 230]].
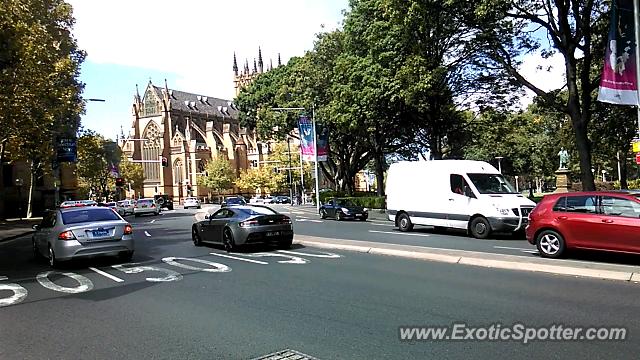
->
[[319, 198, 368, 221], [192, 205, 293, 251]]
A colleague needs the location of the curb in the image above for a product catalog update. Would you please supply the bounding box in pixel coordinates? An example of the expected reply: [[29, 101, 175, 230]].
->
[[294, 237, 640, 283]]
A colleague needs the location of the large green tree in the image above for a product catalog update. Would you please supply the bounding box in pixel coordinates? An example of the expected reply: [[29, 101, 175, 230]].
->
[[197, 157, 235, 196], [76, 131, 120, 201]]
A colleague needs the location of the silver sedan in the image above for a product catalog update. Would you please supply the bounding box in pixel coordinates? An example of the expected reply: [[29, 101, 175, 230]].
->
[[32, 207, 135, 267], [192, 205, 293, 251]]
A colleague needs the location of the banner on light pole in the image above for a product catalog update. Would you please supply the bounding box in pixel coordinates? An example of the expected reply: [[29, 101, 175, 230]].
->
[[298, 116, 328, 161], [597, 0, 639, 105]]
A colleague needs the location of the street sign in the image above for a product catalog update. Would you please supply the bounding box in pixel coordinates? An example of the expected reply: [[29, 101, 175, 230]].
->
[[56, 137, 77, 163], [636, 153, 640, 165], [633, 141, 640, 153]]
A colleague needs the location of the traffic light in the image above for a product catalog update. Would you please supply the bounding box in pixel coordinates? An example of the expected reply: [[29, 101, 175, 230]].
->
[[161, 156, 168, 167], [187, 184, 192, 191], [115, 177, 124, 187]]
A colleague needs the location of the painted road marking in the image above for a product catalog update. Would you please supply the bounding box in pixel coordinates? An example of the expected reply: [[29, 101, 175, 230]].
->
[[36, 271, 94, 294], [245, 253, 309, 264], [296, 219, 323, 223], [278, 250, 341, 258], [369, 230, 431, 237], [494, 246, 539, 254], [368, 223, 394, 227], [0, 276, 28, 307], [89, 267, 124, 283], [150, 219, 156, 223], [162, 257, 231, 273], [369, 219, 391, 223], [209, 252, 268, 264], [144, 231, 151, 237]]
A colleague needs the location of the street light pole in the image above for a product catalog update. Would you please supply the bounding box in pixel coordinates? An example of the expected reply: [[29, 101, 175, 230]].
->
[[495, 156, 504, 173], [286, 136, 293, 205], [312, 106, 320, 213]]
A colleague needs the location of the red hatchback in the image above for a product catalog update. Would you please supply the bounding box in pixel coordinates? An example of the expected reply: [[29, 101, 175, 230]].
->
[[526, 191, 640, 258]]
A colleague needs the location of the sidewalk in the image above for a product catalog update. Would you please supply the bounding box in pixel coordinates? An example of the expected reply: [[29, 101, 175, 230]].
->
[[0, 218, 42, 243]]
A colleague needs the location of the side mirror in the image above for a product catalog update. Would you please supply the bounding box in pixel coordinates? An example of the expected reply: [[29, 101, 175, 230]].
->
[[32, 224, 39, 231], [464, 187, 475, 198]]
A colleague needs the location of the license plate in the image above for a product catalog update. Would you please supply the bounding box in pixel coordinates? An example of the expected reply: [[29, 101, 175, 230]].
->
[[92, 229, 109, 237], [355, 214, 362, 217], [142, 205, 147, 208], [265, 231, 280, 237]]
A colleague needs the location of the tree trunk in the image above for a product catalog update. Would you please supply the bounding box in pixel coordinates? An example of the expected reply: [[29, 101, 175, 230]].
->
[[571, 118, 595, 190], [26, 162, 35, 218], [374, 151, 385, 196], [0, 141, 5, 220], [620, 151, 628, 189]]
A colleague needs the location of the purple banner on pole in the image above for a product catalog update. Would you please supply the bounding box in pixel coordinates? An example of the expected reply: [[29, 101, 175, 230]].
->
[[298, 116, 328, 162], [597, 0, 639, 105]]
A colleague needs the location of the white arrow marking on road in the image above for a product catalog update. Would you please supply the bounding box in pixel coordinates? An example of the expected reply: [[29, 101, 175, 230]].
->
[[277, 250, 341, 258], [144, 231, 151, 237], [150, 219, 156, 223], [89, 267, 124, 282], [208, 252, 268, 264], [368, 230, 431, 237]]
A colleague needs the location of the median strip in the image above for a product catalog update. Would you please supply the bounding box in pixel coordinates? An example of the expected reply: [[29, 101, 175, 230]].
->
[[293, 235, 640, 283]]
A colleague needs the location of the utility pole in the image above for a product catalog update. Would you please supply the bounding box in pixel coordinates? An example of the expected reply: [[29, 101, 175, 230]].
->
[[286, 136, 293, 204]]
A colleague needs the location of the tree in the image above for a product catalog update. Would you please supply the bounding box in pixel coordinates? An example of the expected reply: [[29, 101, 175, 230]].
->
[[197, 157, 235, 196], [0, 0, 85, 217], [469, 0, 610, 190], [118, 156, 144, 196], [235, 167, 285, 195], [76, 131, 120, 201], [267, 141, 313, 194]]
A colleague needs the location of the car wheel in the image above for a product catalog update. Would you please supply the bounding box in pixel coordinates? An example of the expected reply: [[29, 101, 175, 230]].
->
[[48, 246, 59, 268], [223, 228, 236, 252], [536, 230, 566, 258], [360, 217, 367, 221], [469, 217, 491, 239], [433, 226, 446, 233], [192, 226, 202, 246], [320, 209, 327, 219], [119, 251, 134, 262], [197, 205, 201, 209], [335, 211, 342, 221], [279, 238, 293, 249], [134, 213, 140, 217], [397, 213, 413, 232]]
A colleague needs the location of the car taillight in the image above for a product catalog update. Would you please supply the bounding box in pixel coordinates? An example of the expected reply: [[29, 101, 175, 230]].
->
[[151, 204, 156, 208], [239, 220, 259, 227], [58, 230, 76, 240], [124, 224, 133, 235]]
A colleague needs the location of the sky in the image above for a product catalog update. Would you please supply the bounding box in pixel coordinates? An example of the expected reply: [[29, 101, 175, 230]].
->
[[69, 0, 565, 140]]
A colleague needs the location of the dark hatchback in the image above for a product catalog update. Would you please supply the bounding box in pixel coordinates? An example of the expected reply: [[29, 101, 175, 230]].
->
[[319, 198, 368, 221]]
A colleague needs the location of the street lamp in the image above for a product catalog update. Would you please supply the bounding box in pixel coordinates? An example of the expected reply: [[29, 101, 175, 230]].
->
[[602, 170, 607, 182]]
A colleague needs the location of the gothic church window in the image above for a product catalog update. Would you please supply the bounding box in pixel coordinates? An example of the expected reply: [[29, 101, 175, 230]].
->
[[142, 122, 162, 180]]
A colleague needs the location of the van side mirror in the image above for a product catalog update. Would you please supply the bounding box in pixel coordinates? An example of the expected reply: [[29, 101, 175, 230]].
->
[[464, 187, 475, 198], [204, 214, 210, 220]]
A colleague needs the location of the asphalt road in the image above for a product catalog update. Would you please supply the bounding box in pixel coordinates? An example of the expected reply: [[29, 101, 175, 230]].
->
[[1, 206, 640, 359]]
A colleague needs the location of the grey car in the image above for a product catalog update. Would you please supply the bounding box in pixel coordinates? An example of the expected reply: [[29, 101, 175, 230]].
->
[[32, 207, 135, 267], [191, 205, 293, 251]]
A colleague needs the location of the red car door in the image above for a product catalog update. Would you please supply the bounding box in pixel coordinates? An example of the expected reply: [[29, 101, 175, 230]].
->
[[553, 195, 601, 248], [596, 196, 640, 253]]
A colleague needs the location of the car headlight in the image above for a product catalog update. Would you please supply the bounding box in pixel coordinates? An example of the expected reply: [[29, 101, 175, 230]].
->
[[341, 207, 350, 213], [363, 208, 369, 212], [497, 208, 510, 216]]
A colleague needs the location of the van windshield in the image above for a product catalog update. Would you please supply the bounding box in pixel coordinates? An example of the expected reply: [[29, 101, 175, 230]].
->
[[467, 173, 517, 194]]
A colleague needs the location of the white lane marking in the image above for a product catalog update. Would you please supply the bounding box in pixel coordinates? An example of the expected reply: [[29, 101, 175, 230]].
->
[[368, 223, 394, 227], [36, 271, 94, 294], [162, 257, 231, 272], [209, 252, 268, 264], [278, 250, 341, 258], [494, 246, 539, 254], [89, 267, 124, 282], [292, 212, 307, 215], [144, 231, 151, 237], [369, 219, 391, 223], [295, 219, 323, 223], [0, 276, 28, 307], [150, 219, 156, 223], [245, 253, 309, 264], [368, 230, 430, 237], [279, 211, 291, 214]]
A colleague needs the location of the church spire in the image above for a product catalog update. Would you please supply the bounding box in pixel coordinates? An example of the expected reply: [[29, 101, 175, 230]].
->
[[233, 52, 238, 76], [258, 47, 264, 73], [253, 58, 257, 74], [244, 59, 249, 74], [135, 84, 141, 101], [277, 53, 282, 67]]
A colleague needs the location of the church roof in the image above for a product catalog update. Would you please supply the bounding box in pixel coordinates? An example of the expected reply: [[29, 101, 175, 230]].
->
[[152, 86, 239, 119]]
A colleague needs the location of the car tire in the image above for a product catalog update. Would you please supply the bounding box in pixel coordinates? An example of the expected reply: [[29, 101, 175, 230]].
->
[[320, 209, 327, 219], [279, 238, 293, 249], [397, 213, 413, 232], [48, 246, 60, 268], [360, 217, 367, 221], [536, 229, 566, 258], [119, 251, 134, 262], [433, 226, 446, 233], [469, 217, 491, 239], [192, 226, 202, 247], [335, 211, 342, 221], [134, 214, 140, 217], [197, 205, 201, 209], [223, 228, 236, 252]]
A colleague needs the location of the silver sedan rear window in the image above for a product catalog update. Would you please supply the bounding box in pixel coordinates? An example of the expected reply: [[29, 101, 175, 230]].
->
[[61, 208, 121, 225]]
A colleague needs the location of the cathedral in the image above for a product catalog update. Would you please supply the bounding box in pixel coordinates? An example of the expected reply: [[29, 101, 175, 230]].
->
[[119, 49, 279, 201]]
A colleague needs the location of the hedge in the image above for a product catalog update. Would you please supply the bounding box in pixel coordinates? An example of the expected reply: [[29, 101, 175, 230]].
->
[[315, 191, 385, 209]]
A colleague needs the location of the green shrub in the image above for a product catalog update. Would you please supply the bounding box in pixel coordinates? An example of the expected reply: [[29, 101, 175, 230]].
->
[[613, 179, 640, 190], [339, 196, 386, 209]]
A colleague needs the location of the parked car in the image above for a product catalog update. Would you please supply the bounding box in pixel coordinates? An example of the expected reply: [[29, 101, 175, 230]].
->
[[262, 196, 275, 204], [386, 160, 536, 238], [184, 197, 201, 209], [75, 200, 98, 207], [154, 195, 174, 210], [526, 191, 640, 258], [274, 196, 291, 204], [222, 196, 247, 208], [32, 207, 134, 267], [134, 198, 160, 217], [320, 198, 368, 221], [191, 205, 293, 251], [104, 202, 118, 213], [116, 200, 135, 216], [249, 196, 264, 204]]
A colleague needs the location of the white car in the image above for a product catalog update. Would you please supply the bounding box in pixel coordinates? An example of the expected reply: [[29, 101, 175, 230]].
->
[[249, 197, 264, 204], [263, 196, 274, 204], [184, 197, 201, 209], [133, 198, 160, 217], [116, 200, 135, 216]]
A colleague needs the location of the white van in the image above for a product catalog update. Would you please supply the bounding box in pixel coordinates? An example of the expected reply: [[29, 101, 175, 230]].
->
[[385, 160, 536, 238]]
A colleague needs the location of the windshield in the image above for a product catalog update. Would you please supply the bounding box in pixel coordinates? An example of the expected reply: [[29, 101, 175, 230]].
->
[[237, 207, 277, 216], [137, 199, 154, 205], [61, 208, 121, 225], [467, 173, 517, 194], [335, 199, 356, 207], [226, 198, 245, 205]]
